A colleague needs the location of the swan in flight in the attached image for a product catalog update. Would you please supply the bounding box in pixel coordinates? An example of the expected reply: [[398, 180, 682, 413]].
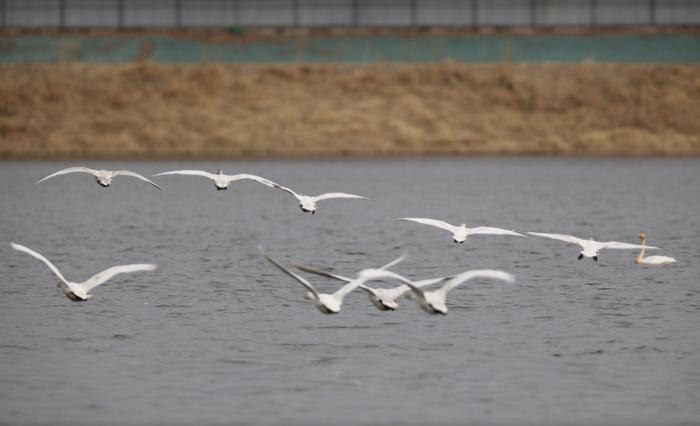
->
[[527, 232, 658, 262], [10, 243, 156, 302], [636, 233, 676, 265], [402, 270, 515, 315], [153, 169, 276, 191], [37, 167, 163, 191], [292, 260, 452, 311], [258, 246, 409, 314], [398, 217, 524, 243], [266, 182, 368, 214]]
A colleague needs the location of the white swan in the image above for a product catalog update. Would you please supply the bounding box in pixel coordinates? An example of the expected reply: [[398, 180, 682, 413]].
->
[[636, 233, 676, 265], [258, 246, 410, 314], [267, 182, 368, 214], [37, 167, 163, 191], [153, 169, 276, 191], [528, 232, 658, 262], [398, 217, 524, 243], [10, 243, 156, 302], [292, 260, 452, 311], [402, 270, 515, 315]]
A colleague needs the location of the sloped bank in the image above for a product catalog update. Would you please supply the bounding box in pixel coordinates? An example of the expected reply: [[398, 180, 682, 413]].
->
[[1, 62, 698, 158]]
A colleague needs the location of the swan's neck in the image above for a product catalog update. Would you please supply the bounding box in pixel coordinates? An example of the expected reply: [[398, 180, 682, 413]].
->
[[636, 239, 646, 263]]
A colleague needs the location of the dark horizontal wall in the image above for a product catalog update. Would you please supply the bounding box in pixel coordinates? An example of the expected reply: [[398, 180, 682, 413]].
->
[[2, 0, 700, 28]]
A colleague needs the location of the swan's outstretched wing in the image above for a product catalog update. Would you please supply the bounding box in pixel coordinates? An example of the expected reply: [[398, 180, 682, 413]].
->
[[153, 170, 218, 180], [438, 270, 515, 295], [293, 254, 406, 292], [398, 217, 458, 234], [527, 232, 585, 246], [291, 263, 380, 295], [393, 275, 428, 303], [10, 243, 70, 285], [227, 174, 278, 188], [268, 182, 301, 200], [81, 264, 157, 292], [602, 241, 658, 250], [394, 276, 453, 297], [114, 170, 163, 191], [414, 276, 453, 287], [334, 269, 413, 299], [378, 254, 406, 271], [311, 193, 369, 202], [292, 263, 352, 283], [469, 227, 524, 237], [258, 246, 318, 297], [36, 167, 98, 184]]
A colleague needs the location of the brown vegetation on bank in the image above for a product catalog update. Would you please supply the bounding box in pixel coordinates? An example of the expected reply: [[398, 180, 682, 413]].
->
[[1, 62, 699, 158]]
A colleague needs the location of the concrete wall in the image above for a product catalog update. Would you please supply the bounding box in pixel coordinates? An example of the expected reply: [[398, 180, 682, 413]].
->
[[2, 0, 699, 28]]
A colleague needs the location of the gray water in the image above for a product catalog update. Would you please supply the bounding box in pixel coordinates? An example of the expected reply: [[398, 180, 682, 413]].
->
[[1, 159, 699, 425]]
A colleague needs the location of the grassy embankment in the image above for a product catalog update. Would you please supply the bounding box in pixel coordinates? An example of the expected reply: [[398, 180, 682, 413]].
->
[[1, 62, 699, 158]]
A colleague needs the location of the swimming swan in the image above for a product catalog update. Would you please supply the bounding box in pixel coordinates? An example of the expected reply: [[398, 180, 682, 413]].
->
[[636, 233, 676, 265], [398, 217, 524, 243], [10, 243, 156, 302], [37, 167, 163, 191]]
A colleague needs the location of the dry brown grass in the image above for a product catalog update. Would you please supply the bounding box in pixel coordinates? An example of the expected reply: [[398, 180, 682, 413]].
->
[[1, 62, 699, 158]]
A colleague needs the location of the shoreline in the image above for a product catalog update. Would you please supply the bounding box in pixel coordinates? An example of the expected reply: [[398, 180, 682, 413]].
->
[[3, 153, 700, 161], [3, 26, 699, 39]]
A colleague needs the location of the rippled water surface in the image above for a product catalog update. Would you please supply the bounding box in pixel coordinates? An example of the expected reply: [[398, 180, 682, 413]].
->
[[1, 159, 699, 425]]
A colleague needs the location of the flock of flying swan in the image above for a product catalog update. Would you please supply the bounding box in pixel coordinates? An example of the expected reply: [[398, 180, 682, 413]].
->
[[10, 166, 677, 313], [38, 167, 368, 214], [287, 251, 515, 315]]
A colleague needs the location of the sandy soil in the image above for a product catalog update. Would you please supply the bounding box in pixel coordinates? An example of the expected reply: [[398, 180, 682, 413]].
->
[[1, 62, 699, 158]]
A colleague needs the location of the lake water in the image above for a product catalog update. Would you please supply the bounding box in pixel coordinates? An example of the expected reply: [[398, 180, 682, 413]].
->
[[1, 159, 699, 425]]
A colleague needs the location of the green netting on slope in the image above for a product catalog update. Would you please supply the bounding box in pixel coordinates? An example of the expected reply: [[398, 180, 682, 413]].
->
[[1, 34, 699, 64]]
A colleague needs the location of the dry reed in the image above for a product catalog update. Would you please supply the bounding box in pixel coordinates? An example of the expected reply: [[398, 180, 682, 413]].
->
[[1, 62, 699, 158]]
